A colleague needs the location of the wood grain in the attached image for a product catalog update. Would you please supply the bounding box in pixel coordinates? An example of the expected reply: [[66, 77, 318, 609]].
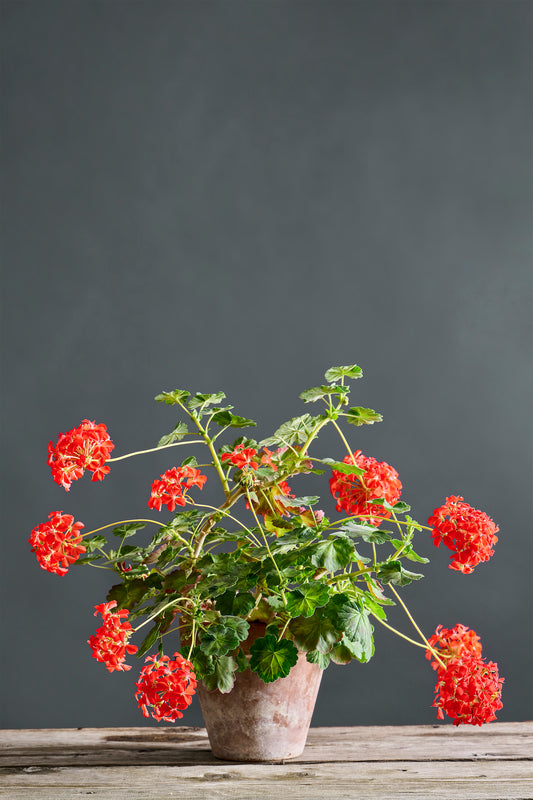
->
[[1, 723, 531, 799]]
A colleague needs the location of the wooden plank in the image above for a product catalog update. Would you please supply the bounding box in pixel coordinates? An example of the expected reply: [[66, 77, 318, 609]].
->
[[1, 760, 532, 800], [0, 723, 531, 767]]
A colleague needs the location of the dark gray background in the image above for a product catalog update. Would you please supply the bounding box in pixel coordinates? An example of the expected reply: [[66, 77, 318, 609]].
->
[[2, 0, 532, 729]]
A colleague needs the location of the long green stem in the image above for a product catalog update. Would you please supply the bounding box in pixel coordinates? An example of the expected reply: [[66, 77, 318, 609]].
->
[[82, 519, 163, 538], [370, 614, 433, 651], [107, 441, 204, 463], [187, 499, 261, 547], [388, 584, 446, 669], [328, 513, 431, 532], [191, 487, 244, 559], [300, 416, 331, 457], [245, 488, 287, 607], [187, 619, 196, 661], [134, 597, 190, 632], [179, 403, 230, 495]]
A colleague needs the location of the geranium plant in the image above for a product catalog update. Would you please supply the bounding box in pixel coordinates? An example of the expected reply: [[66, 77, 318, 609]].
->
[[30, 365, 503, 726]]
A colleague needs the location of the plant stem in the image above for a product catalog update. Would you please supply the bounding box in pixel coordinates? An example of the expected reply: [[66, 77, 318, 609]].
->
[[245, 488, 287, 607], [278, 618, 291, 641], [107, 441, 204, 463], [187, 619, 196, 661], [187, 499, 261, 547], [179, 403, 231, 495], [300, 416, 331, 456], [82, 519, 163, 538], [388, 584, 446, 669], [134, 598, 189, 632], [370, 614, 433, 651], [191, 487, 244, 559], [329, 418, 354, 459]]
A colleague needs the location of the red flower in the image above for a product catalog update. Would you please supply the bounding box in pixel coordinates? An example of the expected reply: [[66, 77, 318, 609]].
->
[[88, 600, 138, 672], [29, 512, 86, 576], [329, 451, 402, 526], [425, 623, 483, 670], [47, 420, 115, 490], [429, 496, 498, 573], [260, 447, 277, 469], [432, 654, 503, 726], [148, 466, 207, 512], [221, 444, 259, 471], [135, 652, 197, 722]]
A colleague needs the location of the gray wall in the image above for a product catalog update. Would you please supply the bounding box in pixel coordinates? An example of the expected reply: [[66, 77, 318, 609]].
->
[[2, 0, 532, 728]]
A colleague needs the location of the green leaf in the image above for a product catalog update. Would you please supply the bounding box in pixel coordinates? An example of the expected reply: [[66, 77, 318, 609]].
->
[[369, 497, 393, 511], [106, 580, 138, 610], [211, 410, 257, 428], [264, 595, 286, 613], [310, 536, 355, 572], [188, 392, 226, 409], [112, 522, 147, 539], [345, 407, 383, 426], [341, 629, 375, 663], [275, 494, 320, 509], [219, 616, 250, 643], [321, 458, 365, 476], [202, 655, 238, 694], [260, 413, 325, 447], [83, 535, 107, 552], [340, 522, 395, 544], [235, 648, 249, 673], [330, 638, 355, 665], [187, 646, 214, 679], [249, 635, 299, 683], [195, 553, 255, 595], [199, 624, 240, 657], [299, 385, 350, 403], [376, 560, 424, 586], [331, 631, 374, 664], [137, 624, 161, 658], [155, 389, 190, 405], [289, 614, 340, 654], [327, 595, 373, 652], [306, 650, 330, 669], [393, 501, 411, 514], [215, 591, 255, 617], [163, 570, 191, 593], [403, 548, 429, 564], [363, 594, 388, 620], [157, 421, 189, 447], [286, 583, 330, 618], [324, 365, 363, 382]]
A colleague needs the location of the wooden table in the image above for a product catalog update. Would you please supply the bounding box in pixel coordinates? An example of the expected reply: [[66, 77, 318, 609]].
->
[[1, 722, 531, 799]]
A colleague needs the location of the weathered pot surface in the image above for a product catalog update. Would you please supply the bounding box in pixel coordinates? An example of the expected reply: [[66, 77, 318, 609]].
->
[[197, 623, 323, 761]]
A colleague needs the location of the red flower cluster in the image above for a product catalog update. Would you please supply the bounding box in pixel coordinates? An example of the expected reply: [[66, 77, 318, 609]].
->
[[329, 450, 402, 525], [433, 655, 504, 726], [88, 601, 138, 672], [426, 624, 503, 726], [425, 623, 482, 668], [48, 420, 114, 490], [148, 466, 207, 512], [429, 496, 499, 574], [29, 512, 86, 576], [135, 652, 197, 722], [221, 444, 259, 471]]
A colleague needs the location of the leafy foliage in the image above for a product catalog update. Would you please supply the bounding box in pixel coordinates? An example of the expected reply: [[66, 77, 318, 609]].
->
[[249, 635, 299, 683], [48, 365, 452, 696]]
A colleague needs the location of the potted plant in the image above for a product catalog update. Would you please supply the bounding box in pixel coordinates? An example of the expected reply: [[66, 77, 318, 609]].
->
[[30, 365, 503, 761]]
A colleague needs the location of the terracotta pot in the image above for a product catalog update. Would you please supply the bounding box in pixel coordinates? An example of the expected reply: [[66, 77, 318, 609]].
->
[[197, 624, 322, 761]]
